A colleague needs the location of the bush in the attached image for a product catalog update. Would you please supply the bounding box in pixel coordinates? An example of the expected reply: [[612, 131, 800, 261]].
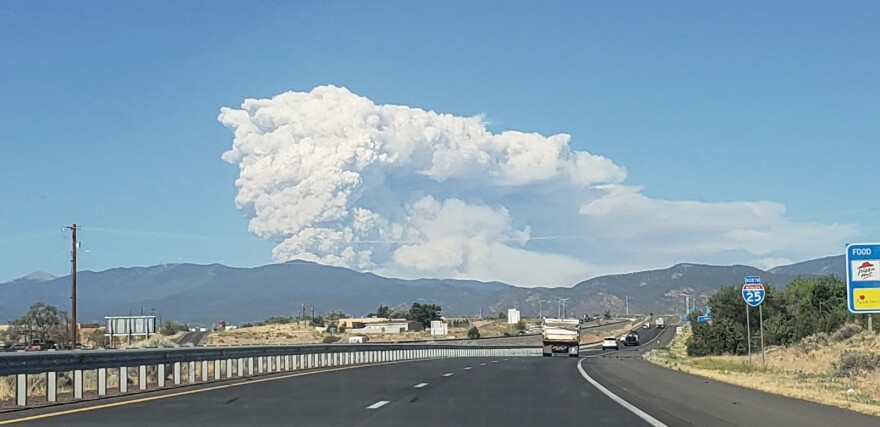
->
[[467, 326, 480, 339], [798, 332, 830, 353], [832, 350, 880, 377], [322, 335, 341, 344], [831, 323, 862, 342]]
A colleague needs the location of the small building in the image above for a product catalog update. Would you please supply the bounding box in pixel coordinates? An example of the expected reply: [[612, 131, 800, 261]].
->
[[507, 309, 521, 324], [355, 320, 412, 334], [338, 317, 390, 329], [430, 320, 448, 336]]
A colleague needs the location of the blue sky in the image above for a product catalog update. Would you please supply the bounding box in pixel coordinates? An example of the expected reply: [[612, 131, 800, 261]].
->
[[1, 1, 878, 284]]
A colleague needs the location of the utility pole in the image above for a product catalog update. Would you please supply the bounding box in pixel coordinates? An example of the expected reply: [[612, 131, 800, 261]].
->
[[625, 296, 629, 316], [65, 224, 80, 349], [559, 298, 570, 318]]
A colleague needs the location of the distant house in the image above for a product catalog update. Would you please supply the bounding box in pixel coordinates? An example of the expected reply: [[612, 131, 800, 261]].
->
[[338, 317, 389, 329], [354, 319, 419, 334]]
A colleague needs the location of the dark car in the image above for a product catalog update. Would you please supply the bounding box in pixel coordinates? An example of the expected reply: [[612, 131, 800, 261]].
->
[[623, 332, 640, 346]]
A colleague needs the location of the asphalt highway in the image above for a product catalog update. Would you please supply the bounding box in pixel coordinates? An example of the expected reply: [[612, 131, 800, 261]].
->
[[1, 323, 877, 426], [175, 331, 208, 346]]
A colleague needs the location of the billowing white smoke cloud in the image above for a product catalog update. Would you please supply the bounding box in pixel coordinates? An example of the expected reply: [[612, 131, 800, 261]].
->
[[219, 86, 855, 286]]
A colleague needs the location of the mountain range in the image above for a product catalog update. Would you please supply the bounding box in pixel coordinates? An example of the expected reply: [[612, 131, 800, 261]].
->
[[0, 255, 845, 325]]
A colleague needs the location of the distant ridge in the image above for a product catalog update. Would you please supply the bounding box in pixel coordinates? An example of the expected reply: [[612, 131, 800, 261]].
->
[[0, 256, 845, 324]]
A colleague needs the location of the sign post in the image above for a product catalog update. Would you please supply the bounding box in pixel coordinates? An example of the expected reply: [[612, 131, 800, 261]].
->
[[742, 276, 766, 366], [845, 244, 880, 322]]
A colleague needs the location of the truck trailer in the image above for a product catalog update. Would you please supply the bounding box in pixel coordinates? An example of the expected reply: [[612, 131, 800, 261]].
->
[[542, 318, 580, 357]]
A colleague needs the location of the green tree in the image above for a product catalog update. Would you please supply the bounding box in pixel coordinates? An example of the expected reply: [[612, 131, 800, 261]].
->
[[514, 320, 526, 331], [388, 306, 408, 319], [603, 309, 612, 320], [10, 302, 67, 344], [325, 310, 349, 321], [376, 305, 391, 318], [685, 276, 856, 356], [467, 326, 480, 339], [159, 321, 180, 336], [88, 328, 106, 348], [407, 303, 442, 328]]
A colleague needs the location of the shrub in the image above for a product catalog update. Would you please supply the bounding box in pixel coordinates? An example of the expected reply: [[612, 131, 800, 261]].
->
[[799, 332, 830, 353], [467, 326, 480, 339], [831, 323, 862, 342], [832, 350, 880, 377], [322, 335, 341, 344]]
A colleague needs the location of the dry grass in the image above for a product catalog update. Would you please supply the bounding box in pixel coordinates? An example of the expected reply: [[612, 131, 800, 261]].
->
[[645, 324, 880, 416], [205, 319, 537, 346]]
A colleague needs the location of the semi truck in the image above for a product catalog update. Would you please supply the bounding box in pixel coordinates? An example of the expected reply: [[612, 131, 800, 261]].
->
[[655, 317, 665, 329], [542, 318, 580, 357]]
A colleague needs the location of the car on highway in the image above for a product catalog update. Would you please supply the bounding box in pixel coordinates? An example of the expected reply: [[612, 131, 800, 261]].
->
[[623, 332, 640, 346], [601, 336, 619, 351]]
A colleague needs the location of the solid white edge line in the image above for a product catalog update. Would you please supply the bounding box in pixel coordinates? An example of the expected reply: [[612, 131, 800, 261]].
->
[[414, 383, 429, 388], [366, 400, 390, 409], [577, 359, 668, 427]]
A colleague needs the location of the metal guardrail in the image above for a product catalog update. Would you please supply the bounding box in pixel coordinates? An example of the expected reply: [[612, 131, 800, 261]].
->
[[1, 343, 540, 409]]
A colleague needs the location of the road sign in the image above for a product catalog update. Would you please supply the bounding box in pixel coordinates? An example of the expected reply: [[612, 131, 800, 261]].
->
[[742, 277, 765, 308], [846, 243, 880, 314], [697, 315, 713, 323]]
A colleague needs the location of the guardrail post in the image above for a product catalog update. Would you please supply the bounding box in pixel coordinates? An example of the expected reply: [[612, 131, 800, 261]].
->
[[98, 367, 107, 396], [214, 360, 221, 380], [237, 358, 244, 377], [158, 364, 166, 388], [73, 369, 83, 399], [15, 374, 26, 406], [173, 362, 181, 385], [201, 361, 208, 382], [119, 367, 128, 393], [138, 365, 147, 390], [226, 359, 233, 379], [258, 356, 265, 374], [188, 361, 195, 383], [47, 371, 57, 402]]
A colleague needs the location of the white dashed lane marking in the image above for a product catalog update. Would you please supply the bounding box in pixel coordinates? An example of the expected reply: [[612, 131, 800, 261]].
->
[[443, 373, 454, 377], [414, 383, 429, 388], [367, 401, 390, 409]]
